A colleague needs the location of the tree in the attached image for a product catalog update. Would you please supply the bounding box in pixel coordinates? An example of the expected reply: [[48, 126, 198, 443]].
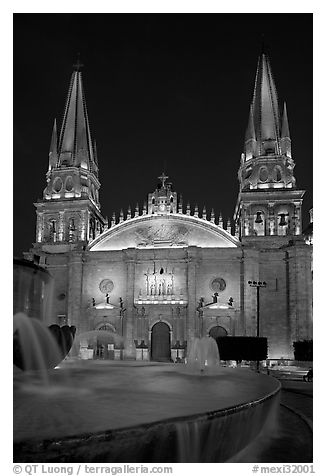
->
[[293, 340, 313, 361], [216, 336, 268, 362]]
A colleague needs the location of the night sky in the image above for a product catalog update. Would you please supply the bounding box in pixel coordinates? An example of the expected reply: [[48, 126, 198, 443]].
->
[[13, 13, 313, 257]]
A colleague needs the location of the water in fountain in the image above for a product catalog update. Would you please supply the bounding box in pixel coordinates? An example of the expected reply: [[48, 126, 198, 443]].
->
[[13, 312, 63, 386], [185, 336, 220, 374]]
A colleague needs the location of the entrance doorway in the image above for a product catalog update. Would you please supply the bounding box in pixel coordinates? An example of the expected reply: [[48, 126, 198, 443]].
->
[[209, 325, 228, 339], [151, 322, 171, 361]]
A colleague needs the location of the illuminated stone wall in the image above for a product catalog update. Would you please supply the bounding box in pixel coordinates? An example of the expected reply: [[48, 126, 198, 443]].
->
[[42, 240, 312, 360]]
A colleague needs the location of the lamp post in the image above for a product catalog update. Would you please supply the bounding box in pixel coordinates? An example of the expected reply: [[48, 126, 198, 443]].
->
[[248, 280, 267, 371]]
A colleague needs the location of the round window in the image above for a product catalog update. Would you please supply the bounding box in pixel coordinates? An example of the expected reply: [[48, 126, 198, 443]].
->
[[210, 278, 226, 293], [99, 279, 114, 294]]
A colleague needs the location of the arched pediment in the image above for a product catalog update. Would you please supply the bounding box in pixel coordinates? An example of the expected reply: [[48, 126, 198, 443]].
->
[[89, 214, 239, 251]]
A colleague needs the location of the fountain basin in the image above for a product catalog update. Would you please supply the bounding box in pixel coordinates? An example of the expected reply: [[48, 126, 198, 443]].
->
[[14, 361, 280, 462]]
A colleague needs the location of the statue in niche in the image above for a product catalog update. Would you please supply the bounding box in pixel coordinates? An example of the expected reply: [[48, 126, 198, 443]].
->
[[150, 284, 155, 296], [167, 283, 172, 295]]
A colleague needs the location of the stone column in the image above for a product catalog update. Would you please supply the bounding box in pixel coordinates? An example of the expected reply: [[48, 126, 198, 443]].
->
[[242, 249, 260, 336], [186, 247, 199, 341], [123, 249, 137, 359], [243, 206, 249, 237], [67, 251, 84, 330], [58, 211, 65, 241], [80, 210, 88, 241], [238, 251, 246, 334], [294, 203, 302, 236], [286, 244, 313, 348], [268, 202, 275, 236], [36, 212, 44, 243]]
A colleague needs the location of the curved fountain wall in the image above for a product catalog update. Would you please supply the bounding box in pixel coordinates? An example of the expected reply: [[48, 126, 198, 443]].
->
[[14, 365, 280, 463]]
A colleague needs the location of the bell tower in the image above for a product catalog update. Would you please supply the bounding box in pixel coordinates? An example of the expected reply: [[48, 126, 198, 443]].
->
[[33, 60, 106, 251], [234, 50, 305, 244]]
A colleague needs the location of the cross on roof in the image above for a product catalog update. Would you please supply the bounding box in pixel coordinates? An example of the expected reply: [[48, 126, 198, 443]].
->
[[158, 172, 169, 187], [73, 53, 84, 71]]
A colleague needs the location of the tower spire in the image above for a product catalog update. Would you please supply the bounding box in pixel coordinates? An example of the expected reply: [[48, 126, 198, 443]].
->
[[281, 102, 290, 138], [251, 51, 280, 156], [48, 118, 58, 171], [280, 102, 291, 158], [38, 65, 105, 248], [234, 48, 304, 242], [57, 62, 95, 171]]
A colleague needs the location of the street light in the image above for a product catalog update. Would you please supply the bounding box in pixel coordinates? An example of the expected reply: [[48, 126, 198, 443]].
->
[[248, 280, 267, 370]]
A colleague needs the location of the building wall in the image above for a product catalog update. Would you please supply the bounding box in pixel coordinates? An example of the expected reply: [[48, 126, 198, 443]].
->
[[43, 241, 312, 359]]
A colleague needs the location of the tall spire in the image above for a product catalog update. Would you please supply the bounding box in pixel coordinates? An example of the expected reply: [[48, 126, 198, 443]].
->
[[244, 105, 257, 160], [48, 119, 58, 171], [280, 102, 291, 158], [251, 52, 280, 156], [281, 102, 290, 138], [57, 59, 95, 170]]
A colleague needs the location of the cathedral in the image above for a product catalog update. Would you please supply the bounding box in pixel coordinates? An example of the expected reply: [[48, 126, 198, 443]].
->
[[24, 51, 313, 361]]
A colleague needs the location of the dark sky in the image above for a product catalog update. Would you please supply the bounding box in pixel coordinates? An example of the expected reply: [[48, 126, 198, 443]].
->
[[13, 13, 313, 257]]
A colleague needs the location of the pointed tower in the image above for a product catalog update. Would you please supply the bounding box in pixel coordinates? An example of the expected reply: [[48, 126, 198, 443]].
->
[[34, 60, 105, 250], [234, 50, 305, 244]]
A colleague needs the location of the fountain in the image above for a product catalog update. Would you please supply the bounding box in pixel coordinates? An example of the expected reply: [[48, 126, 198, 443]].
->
[[185, 335, 220, 374], [13, 259, 281, 463], [13, 259, 76, 370]]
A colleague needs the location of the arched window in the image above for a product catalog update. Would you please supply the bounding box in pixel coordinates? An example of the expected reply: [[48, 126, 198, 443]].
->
[[274, 166, 282, 182], [48, 219, 57, 242], [259, 167, 268, 182], [277, 212, 289, 236], [53, 177, 63, 193], [209, 326, 228, 339], [253, 211, 265, 236], [65, 176, 74, 192]]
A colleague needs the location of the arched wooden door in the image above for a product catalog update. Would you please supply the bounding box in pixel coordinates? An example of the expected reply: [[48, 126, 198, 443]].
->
[[209, 325, 228, 339], [151, 322, 171, 361]]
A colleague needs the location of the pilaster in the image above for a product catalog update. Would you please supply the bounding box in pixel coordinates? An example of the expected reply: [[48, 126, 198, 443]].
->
[[242, 249, 260, 336], [186, 247, 200, 340], [67, 251, 84, 329], [123, 248, 137, 358], [286, 244, 313, 345]]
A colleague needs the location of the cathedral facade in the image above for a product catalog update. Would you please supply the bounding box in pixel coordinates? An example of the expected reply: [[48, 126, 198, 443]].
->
[[24, 52, 313, 361]]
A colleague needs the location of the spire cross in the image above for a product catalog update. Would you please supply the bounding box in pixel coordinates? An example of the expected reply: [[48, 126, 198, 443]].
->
[[158, 172, 169, 187], [73, 53, 84, 71]]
